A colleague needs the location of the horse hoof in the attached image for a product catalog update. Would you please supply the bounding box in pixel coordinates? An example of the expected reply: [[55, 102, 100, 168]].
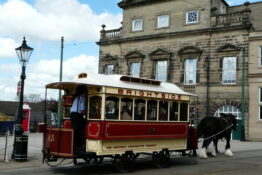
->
[[211, 149, 216, 157], [225, 149, 234, 157], [199, 148, 208, 159]]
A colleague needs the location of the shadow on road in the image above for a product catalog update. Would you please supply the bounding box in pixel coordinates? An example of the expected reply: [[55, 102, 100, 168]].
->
[[51, 156, 198, 174]]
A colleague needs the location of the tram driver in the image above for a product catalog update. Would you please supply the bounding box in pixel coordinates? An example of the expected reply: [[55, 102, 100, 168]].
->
[[70, 85, 87, 153]]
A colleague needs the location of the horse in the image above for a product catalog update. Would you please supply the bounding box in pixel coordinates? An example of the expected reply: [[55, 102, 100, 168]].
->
[[197, 113, 237, 159]]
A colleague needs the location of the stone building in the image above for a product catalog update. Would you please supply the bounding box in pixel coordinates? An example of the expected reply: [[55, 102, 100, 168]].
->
[[97, 0, 262, 141]]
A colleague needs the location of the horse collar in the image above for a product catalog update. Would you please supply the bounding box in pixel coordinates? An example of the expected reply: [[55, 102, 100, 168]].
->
[[222, 117, 232, 126]]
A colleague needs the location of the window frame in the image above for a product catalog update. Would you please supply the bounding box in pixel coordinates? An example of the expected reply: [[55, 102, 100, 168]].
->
[[88, 95, 102, 120], [186, 10, 199, 24], [130, 62, 141, 77], [259, 88, 262, 120], [222, 56, 237, 85], [259, 46, 262, 66], [105, 96, 120, 120], [155, 60, 168, 82], [157, 14, 170, 28], [184, 58, 197, 85], [104, 64, 114, 75], [214, 105, 241, 119], [120, 97, 133, 121], [132, 18, 143, 32], [259, 106, 262, 120]]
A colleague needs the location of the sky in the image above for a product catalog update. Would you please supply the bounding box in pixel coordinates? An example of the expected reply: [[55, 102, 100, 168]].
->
[[0, 0, 261, 101]]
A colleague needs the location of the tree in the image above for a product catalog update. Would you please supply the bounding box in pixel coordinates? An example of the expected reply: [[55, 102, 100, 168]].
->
[[24, 94, 42, 103]]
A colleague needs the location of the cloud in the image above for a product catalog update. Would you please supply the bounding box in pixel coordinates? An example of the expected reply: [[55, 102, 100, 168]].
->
[[0, 37, 20, 58], [0, 54, 98, 101], [0, 0, 122, 42]]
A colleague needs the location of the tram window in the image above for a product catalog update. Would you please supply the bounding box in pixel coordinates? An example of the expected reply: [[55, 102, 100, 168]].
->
[[147, 100, 157, 121], [159, 101, 168, 121], [180, 102, 188, 121], [89, 96, 102, 119], [170, 102, 179, 121], [105, 97, 119, 120], [121, 98, 133, 120], [134, 99, 145, 120]]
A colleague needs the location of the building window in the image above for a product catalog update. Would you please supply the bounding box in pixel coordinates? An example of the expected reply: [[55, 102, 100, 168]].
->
[[259, 88, 262, 120], [155, 60, 167, 81], [132, 18, 143, 31], [105, 64, 114, 75], [157, 15, 169, 28], [184, 59, 197, 85], [130, 62, 141, 77], [222, 57, 236, 84], [186, 10, 199, 24], [214, 105, 241, 119], [259, 106, 262, 120], [259, 46, 262, 66], [260, 88, 262, 103]]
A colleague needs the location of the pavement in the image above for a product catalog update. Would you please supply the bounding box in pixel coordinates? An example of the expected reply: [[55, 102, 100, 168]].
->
[[0, 133, 262, 171]]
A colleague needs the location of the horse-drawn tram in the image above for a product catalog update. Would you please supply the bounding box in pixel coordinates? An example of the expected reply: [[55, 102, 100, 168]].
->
[[42, 73, 197, 172]]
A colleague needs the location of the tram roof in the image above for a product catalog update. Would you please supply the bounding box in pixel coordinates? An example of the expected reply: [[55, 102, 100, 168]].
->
[[46, 73, 196, 96]]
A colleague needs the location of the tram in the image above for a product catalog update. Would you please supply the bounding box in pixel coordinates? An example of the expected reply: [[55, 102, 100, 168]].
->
[[42, 73, 198, 172]]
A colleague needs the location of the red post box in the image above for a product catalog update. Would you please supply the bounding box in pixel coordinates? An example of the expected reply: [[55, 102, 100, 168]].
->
[[22, 104, 31, 132]]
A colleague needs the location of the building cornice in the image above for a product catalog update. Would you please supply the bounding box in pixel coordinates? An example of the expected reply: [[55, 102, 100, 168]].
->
[[118, 0, 171, 9], [97, 24, 252, 46], [248, 73, 262, 78]]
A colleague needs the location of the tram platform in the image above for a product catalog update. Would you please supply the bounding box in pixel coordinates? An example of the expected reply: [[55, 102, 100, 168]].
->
[[0, 133, 262, 171]]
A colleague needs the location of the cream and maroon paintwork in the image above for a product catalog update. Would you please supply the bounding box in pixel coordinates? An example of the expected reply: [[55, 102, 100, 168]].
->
[[44, 128, 74, 157], [86, 121, 188, 155], [44, 73, 195, 157]]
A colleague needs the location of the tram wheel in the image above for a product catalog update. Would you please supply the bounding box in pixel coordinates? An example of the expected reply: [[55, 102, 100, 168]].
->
[[114, 152, 136, 173], [83, 156, 103, 165], [152, 149, 170, 168], [93, 156, 104, 165]]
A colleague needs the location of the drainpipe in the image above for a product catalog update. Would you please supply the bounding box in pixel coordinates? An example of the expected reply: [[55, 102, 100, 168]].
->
[[206, 56, 210, 118], [240, 47, 246, 141]]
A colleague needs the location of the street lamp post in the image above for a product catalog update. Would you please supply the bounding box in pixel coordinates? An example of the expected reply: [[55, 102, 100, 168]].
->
[[12, 37, 33, 161]]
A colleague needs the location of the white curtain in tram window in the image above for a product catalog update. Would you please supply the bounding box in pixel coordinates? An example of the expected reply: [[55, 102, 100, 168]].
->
[[185, 59, 197, 84], [130, 62, 141, 77], [105, 65, 114, 75], [156, 60, 167, 81], [223, 57, 236, 84]]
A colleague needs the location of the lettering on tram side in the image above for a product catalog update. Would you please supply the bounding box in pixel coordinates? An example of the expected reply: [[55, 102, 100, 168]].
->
[[105, 144, 157, 150], [117, 89, 183, 100]]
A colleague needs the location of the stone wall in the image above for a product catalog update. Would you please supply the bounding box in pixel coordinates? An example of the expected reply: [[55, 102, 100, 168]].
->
[[99, 29, 249, 120], [121, 0, 211, 38], [248, 32, 262, 141]]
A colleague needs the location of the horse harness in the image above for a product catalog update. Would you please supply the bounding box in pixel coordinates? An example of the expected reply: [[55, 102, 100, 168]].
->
[[201, 116, 234, 141]]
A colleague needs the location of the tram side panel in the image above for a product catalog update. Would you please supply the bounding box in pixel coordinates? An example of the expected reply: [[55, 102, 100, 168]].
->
[[44, 128, 74, 158], [86, 121, 189, 155]]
